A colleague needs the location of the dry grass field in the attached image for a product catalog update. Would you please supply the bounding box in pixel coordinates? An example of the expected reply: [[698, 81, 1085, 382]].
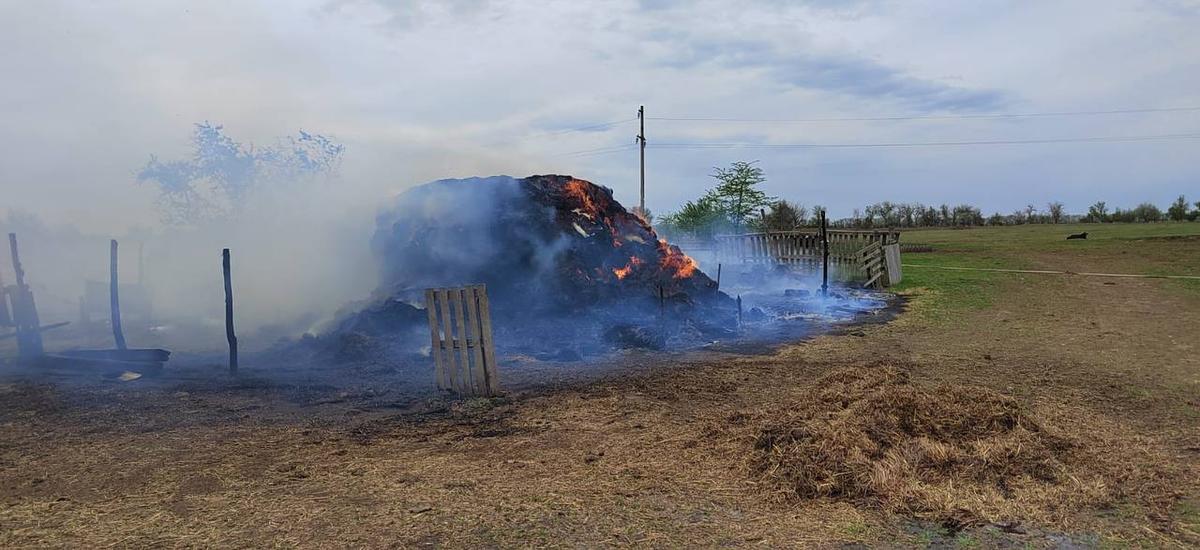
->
[[2, 223, 1198, 548]]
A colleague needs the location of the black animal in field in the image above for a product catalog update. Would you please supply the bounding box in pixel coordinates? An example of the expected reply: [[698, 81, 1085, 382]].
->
[[1066, 232, 1088, 240]]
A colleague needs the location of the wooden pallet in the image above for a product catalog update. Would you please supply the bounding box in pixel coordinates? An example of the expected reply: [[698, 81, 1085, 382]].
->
[[424, 285, 499, 397]]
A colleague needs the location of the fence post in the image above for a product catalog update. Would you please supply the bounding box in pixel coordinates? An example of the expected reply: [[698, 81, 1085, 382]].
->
[[223, 249, 238, 374], [820, 210, 830, 297], [110, 240, 127, 350]]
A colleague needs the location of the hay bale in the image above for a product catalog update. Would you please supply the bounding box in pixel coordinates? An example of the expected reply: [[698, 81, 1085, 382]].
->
[[752, 366, 1079, 524]]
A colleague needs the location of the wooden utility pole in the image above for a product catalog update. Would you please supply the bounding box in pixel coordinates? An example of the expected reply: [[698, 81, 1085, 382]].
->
[[223, 249, 238, 374], [110, 240, 127, 350], [820, 209, 830, 297], [637, 105, 646, 218]]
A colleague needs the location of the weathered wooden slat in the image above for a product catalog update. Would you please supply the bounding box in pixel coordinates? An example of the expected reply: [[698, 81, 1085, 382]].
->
[[864, 272, 883, 289], [475, 285, 500, 395], [462, 286, 488, 396], [424, 289, 447, 390], [435, 288, 460, 391], [447, 288, 473, 393]]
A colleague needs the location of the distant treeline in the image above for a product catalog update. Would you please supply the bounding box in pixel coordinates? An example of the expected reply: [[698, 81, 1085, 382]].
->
[[654, 162, 1198, 237], [825, 195, 1199, 230]]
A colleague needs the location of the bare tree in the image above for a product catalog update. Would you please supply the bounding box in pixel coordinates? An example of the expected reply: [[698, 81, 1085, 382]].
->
[[1047, 202, 1065, 224], [1024, 204, 1038, 223]]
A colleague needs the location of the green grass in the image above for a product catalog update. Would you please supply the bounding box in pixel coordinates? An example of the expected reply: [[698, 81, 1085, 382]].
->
[[892, 222, 1200, 318], [892, 252, 1009, 321]]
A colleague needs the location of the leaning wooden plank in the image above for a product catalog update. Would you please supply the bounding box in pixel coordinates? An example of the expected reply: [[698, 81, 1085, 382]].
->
[[864, 272, 883, 289], [424, 289, 447, 390], [463, 286, 489, 396], [436, 289, 461, 392], [475, 285, 500, 396], [37, 354, 163, 375], [447, 287, 474, 394], [884, 243, 903, 286], [58, 348, 169, 362]]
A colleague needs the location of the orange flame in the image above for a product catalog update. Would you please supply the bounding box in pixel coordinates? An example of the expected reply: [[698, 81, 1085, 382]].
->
[[657, 240, 698, 279], [564, 179, 598, 216], [612, 256, 643, 280]]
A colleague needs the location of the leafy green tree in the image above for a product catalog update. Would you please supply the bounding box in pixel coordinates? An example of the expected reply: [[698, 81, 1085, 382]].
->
[[757, 200, 806, 232], [1086, 201, 1108, 223], [1132, 202, 1163, 222], [658, 195, 728, 238], [808, 205, 826, 226], [709, 161, 774, 230], [952, 204, 984, 226], [1167, 195, 1188, 222]]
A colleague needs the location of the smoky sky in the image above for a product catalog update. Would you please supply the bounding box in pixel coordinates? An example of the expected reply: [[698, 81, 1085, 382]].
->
[[2, 0, 1198, 233]]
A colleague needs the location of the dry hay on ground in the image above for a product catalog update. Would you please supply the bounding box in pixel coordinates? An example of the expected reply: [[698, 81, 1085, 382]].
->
[[751, 365, 1182, 527]]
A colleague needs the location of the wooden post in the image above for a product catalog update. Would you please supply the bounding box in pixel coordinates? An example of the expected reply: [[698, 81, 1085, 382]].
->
[[222, 248, 238, 374], [820, 210, 830, 297], [715, 263, 722, 292], [110, 240, 127, 350]]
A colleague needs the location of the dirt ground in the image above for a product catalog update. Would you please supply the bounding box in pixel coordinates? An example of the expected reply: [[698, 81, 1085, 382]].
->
[[2, 227, 1198, 548]]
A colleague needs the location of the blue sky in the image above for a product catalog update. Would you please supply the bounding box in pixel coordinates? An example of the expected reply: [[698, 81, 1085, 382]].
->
[[2, 0, 1198, 230]]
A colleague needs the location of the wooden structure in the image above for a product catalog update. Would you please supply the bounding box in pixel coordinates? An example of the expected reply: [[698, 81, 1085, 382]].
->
[[5, 233, 46, 357], [81, 242, 151, 325], [424, 285, 499, 396], [5, 236, 169, 373], [714, 229, 902, 288], [46, 239, 170, 373]]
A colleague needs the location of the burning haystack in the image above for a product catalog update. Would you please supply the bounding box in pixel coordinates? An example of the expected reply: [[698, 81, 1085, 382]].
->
[[342, 175, 734, 354], [372, 175, 723, 309]]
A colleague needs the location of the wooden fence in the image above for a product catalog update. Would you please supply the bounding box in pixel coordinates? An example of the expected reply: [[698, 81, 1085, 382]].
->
[[424, 285, 499, 396], [713, 230, 901, 287]]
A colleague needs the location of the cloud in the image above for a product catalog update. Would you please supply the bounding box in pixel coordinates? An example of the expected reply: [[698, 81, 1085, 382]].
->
[[766, 52, 1010, 112], [1142, 0, 1200, 17], [1, 0, 1197, 234], [646, 32, 1009, 112]]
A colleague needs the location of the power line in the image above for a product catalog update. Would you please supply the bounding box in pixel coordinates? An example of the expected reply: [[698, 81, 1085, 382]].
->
[[647, 106, 1200, 124], [647, 132, 1200, 150], [538, 118, 636, 137], [556, 144, 637, 157]]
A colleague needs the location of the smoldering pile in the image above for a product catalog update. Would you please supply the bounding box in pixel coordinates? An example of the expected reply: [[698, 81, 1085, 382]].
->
[[335, 175, 736, 359]]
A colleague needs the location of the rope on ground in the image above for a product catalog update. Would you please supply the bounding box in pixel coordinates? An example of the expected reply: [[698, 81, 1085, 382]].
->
[[900, 264, 1200, 280]]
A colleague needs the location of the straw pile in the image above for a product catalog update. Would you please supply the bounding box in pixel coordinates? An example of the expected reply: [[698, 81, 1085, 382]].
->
[[752, 366, 1091, 524]]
